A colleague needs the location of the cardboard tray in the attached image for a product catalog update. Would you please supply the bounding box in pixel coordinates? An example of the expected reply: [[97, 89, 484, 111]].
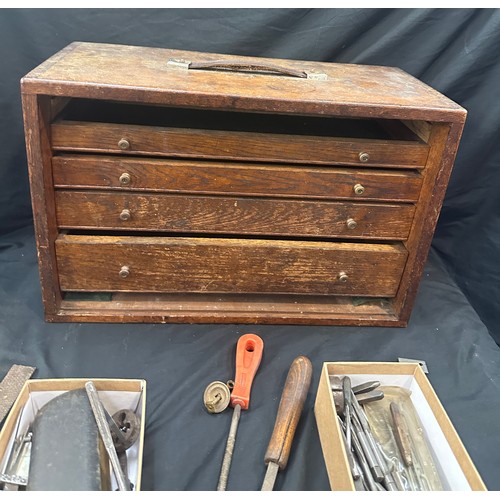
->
[[314, 362, 486, 491], [0, 378, 146, 491]]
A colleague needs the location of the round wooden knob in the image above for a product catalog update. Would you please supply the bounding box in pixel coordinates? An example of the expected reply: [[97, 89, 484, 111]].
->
[[118, 138, 130, 150], [346, 218, 357, 230], [119, 266, 130, 279], [353, 183, 365, 195], [119, 173, 131, 185], [119, 209, 131, 221], [338, 272, 348, 283], [359, 152, 370, 162]]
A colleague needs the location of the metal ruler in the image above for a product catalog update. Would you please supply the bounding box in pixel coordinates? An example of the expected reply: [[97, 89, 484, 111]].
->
[[0, 365, 36, 424]]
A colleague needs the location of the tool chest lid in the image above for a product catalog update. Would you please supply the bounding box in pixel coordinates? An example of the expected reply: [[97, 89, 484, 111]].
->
[[21, 41, 465, 122]]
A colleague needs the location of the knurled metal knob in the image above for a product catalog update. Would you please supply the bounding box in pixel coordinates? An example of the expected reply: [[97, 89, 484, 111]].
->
[[359, 152, 370, 162], [118, 138, 130, 150], [119, 266, 130, 279], [338, 272, 349, 283], [119, 209, 131, 221], [346, 218, 357, 230], [354, 183, 365, 195], [119, 173, 131, 185]]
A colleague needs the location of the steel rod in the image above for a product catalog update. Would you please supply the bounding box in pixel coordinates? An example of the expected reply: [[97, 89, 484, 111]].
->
[[216, 404, 241, 491], [85, 381, 128, 492]]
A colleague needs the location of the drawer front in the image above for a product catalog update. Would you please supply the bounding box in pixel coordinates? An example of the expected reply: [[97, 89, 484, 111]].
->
[[51, 121, 429, 168], [52, 155, 423, 202], [55, 191, 415, 240], [55, 235, 408, 297]]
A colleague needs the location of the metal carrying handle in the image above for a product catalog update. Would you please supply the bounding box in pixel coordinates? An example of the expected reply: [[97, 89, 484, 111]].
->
[[167, 58, 327, 80], [190, 59, 307, 78]]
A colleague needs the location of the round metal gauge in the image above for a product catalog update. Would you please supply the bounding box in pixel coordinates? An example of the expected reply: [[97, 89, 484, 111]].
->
[[203, 381, 231, 414]]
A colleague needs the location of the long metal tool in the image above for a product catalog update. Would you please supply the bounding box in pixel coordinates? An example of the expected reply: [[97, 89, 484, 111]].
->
[[217, 334, 263, 491], [261, 356, 312, 491], [351, 388, 399, 491], [0, 365, 36, 424], [85, 381, 128, 492]]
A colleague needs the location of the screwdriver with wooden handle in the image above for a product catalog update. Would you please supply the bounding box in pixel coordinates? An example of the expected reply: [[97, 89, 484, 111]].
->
[[217, 333, 264, 491], [261, 356, 313, 491]]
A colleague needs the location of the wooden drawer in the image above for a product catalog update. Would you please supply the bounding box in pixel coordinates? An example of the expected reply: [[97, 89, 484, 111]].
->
[[52, 155, 423, 202], [55, 191, 415, 240], [55, 234, 408, 297], [51, 122, 429, 168]]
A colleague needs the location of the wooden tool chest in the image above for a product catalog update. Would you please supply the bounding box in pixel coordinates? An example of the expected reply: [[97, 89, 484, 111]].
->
[[21, 42, 466, 325]]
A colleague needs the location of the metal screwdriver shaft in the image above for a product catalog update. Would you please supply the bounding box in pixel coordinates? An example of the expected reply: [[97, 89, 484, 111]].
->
[[85, 381, 128, 492], [217, 404, 241, 491], [216, 334, 264, 491]]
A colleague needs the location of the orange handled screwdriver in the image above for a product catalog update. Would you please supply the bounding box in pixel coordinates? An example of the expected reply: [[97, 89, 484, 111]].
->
[[216, 333, 264, 491]]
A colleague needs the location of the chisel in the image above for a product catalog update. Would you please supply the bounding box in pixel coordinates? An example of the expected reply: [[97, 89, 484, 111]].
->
[[216, 334, 264, 491], [261, 356, 313, 491]]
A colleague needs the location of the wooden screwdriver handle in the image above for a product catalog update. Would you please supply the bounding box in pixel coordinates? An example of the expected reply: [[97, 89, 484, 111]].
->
[[390, 401, 413, 467], [264, 356, 313, 470]]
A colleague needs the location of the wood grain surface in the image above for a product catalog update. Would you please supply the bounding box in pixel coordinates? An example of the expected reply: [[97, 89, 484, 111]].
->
[[21, 42, 466, 325], [264, 355, 313, 471], [22, 42, 466, 122], [52, 155, 423, 202], [54, 191, 415, 240], [55, 235, 408, 296], [51, 121, 429, 168], [22, 94, 62, 316], [54, 293, 401, 326]]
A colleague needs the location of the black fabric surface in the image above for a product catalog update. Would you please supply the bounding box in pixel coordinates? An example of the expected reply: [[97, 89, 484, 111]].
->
[[0, 8, 499, 342], [0, 8, 500, 491], [1, 227, 500, 490]]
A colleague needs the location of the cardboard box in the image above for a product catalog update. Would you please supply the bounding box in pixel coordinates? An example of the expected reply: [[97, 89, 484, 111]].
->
[[314, 362, 486, 491], [0, 378, 146, 491]]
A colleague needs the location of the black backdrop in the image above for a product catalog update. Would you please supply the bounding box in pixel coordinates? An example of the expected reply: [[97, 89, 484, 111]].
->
[[1, 8, 500, 491], [1, 8, 499, 343]]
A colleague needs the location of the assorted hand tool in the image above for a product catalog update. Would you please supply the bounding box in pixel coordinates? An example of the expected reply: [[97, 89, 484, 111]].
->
[[332, 376, 402, 491], [0, 426, 32, 490], [1, 382, 140, 491], [261, 356, 312, 491], [331, 376, 442, 491], [85, 381, 129, 492], [389, 401, 432, 491], [207, 333, 264, 491], [204, 338, 317, 491], [0, 354, 447, 491]]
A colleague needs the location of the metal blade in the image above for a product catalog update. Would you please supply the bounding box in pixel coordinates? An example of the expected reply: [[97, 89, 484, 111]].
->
[[85, 381, 128, 492], [261, 461, 280, 491], [216, 404, 241, 491]]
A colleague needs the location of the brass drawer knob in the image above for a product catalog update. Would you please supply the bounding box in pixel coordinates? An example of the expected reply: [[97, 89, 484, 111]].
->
[[353, 183, 365, 195], [118, 138, 130, 150], [338, 272, 348, 283], [119, 209, 131, 221], [346, 218, 357, 230], [359, 152, 370, 162], [119, 266, 130, 279], [119, 173, 131, 185]]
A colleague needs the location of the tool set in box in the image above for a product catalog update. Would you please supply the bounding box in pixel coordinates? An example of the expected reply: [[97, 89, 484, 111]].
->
[[0, 340, 487, 491], [0, 43, 486, 491]]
